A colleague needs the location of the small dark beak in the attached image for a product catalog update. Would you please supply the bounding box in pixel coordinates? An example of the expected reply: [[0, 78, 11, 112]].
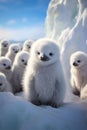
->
[[15, 51, 18, 53], [24, 62, 27, 65], [73, 62, 78, 66], [6, 66, 11, 69], [28, 46, 31, 49], [40, 54, 49, 61], [4, 45, 7, 47]]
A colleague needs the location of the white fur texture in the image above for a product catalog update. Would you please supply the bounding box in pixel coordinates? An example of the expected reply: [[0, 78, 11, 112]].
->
[[17, 43, 23, 51], [6, 44, 20, 64], [11, 51, 29, 93], [23, 40, 34, 53], [0, 72, 12, 92], [23, 38, 66, 107], [0, 39, 10, 56], [0, 57, 12, 82], [70, 51, 87, 99]]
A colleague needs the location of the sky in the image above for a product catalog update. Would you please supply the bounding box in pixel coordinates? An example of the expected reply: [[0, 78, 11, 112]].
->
[[0, 0, 50, 41]]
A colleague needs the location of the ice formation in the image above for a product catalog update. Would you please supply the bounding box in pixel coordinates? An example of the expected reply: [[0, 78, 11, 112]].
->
[[45, 0, 87, 98], [45, 0, 78, 45]]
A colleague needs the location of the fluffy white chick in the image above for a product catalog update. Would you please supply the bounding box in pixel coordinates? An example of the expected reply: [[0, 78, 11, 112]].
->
[[23, 38, 66, 108], [0, 39, 10, 56], [11, 51, 29, 93], [23, 40, 34, 53], [6, 44, 20, 64], [70, 51, 87, 99], [0, 57, 12, 82], [0, 72, 12, 92]]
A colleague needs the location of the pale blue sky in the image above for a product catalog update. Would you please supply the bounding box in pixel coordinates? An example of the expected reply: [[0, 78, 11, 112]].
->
[[0, 0, 50, 40]]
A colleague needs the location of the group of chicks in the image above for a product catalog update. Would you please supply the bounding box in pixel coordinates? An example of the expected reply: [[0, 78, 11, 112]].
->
[[0, 38, 87, 108], [0, 39, 33, 93], [0, 38, 66, 108]]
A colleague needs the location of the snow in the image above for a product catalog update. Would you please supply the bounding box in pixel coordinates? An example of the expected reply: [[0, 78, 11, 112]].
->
[[0, 92, 87, 130], [0, 0, 87, 129]]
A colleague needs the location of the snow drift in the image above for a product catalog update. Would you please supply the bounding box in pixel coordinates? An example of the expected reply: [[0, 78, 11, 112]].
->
[[0, 92, 87, 130]]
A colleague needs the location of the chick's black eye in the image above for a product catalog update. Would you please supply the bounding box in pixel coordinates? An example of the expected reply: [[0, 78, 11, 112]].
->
[[22, 59, 24, 62], [49, 52, 53, 56], [77, 60, 81, 63], [37, 52, 40, 55], [3, 63, 6, 66], [0, 83, 2, 86]]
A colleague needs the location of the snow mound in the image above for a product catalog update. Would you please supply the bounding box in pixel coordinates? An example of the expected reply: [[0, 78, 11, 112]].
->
[[0, 92, 87, 130]]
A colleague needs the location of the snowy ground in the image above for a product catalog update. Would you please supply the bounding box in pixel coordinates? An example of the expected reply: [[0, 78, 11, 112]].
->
[[0, 92, 87, 130]]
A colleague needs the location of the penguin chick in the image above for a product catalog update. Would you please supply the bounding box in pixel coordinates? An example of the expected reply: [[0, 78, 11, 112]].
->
[[11, 51, 29, 93], [70, 51, 87, 99], [6, 44, 20, 64], [23, 40, 34, 53], [0, 39, 10, 56], [23, 38, 66, 108], [0, 72, 12, 92], [0, 56, 12, 82]]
